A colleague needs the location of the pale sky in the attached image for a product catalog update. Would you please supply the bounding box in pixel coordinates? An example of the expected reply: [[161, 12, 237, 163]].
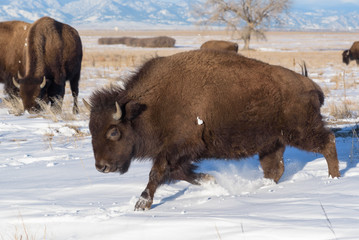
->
[[292, 0, 359, 7]]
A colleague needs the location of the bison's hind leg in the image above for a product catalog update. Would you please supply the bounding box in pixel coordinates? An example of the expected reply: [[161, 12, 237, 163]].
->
[[259, 140, 285, 183], [318, 132, 340, 178], [169, 161, 216, 185], [291, 127, 340, 178]]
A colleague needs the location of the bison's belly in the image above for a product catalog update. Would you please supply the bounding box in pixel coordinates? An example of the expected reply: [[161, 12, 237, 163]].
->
[[201, 123, 281, 160]]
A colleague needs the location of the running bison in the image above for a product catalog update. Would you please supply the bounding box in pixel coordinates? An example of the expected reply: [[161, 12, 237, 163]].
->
[[342, 41, 359, 65], [12, 16, 83, 113], [200, 40, 238, 53], [0, 20, 30, 96], [86, 49, 340, 211]]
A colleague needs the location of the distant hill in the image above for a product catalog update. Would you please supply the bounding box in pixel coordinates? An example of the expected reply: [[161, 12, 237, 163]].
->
[[0, 0, 358, 31]]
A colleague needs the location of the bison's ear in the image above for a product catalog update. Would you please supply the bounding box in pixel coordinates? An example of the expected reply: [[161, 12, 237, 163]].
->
[[125, 101, 147, 121]]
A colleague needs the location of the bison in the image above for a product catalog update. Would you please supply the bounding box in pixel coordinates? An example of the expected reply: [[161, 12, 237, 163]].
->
[[200, 40, 238, 53], [86, 49, 340, 211], [0, 20, 31, 96], [98, 36, 176, 48], [342, 41, 359, 65], [12, 16, 83, 114]]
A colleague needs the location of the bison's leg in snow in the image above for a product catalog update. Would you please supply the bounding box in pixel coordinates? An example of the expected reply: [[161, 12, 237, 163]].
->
[[69, 72, 80, 114], [319, 132, 340, 178], [259, 141, 285, 183], [47, 82, 65, 113], [168, 161, 215, 185], [291, 127, 340, 178], [135, 158, 169, 211]]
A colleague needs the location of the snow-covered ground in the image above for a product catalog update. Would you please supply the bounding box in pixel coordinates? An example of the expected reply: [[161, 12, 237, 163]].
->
[[1, 32, 359, 240]]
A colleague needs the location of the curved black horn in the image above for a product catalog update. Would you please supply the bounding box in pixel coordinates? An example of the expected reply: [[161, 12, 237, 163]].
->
[[299, 61, 308, 77]]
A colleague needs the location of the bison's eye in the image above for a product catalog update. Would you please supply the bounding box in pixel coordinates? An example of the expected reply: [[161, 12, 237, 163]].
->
[[106, 127, 121, 141]]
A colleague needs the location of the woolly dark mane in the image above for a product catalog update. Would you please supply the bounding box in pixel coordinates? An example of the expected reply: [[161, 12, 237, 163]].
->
[[89, 56, 163, 113], [123, 55, 164, 91], [90, 86, 126, 112]]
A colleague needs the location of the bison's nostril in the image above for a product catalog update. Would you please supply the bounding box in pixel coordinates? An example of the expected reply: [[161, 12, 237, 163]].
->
[[96, 164, 109, 173]]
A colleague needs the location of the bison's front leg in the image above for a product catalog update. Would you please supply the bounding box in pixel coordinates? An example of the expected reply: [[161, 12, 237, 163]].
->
[[135, 158, 169, 211]]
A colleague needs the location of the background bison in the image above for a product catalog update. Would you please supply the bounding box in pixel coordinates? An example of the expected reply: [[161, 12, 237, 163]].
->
[[200, 40, 238, 52], [87, 49, 340, 211], [12, 16, 82, 113], [342, 41, 359, 65], [98, 36, 176, 48], [0, 20, 31, 96]]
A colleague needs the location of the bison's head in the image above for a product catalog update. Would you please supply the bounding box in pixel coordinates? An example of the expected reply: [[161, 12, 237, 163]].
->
[[342, 50, 351, 65], [13, 76, 47, 112], [87, 97, 147, 174]]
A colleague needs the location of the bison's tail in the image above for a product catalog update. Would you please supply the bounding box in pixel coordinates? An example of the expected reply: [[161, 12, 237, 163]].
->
[[309, 89, 324, 108]]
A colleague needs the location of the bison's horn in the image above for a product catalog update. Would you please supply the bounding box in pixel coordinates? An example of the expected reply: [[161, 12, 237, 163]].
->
[[113, 101, 122, 120], [40, 76, 46, 88], [300, 61, 308, 77], [17, 71, 23, 79], [12, 77, 20, 89], [82, 98, 92, 111]]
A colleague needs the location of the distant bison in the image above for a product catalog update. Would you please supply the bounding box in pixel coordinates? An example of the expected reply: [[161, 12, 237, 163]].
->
[[98, 36, 176, 48], [87, 50, 340, 211], [342, 41, 359, 65], [98, 37, 130, 45], [12, 16, 83, 113], [200, 40, 238, 53], [0, 20, 31, 96]]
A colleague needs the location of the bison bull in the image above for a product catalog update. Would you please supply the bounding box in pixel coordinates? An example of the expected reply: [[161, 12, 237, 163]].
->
[[342, 41, 359, 65], [87, 49, 340, 211], [200, 40, 238, 53], [12, 16, 83, 114]]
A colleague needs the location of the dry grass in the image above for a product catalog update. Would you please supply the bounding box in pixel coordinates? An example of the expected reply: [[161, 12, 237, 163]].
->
[[2, 96, 24, 116], [327, 101, 357, 120], [3, 212, 48, 240], [2, 30, 359, 124]]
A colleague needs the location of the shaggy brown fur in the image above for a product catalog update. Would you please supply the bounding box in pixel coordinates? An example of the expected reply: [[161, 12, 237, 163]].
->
[[98, 36, 176, 48], [0, 20, 30, 96], [342, 41, 359, 65], [13, 16, 83, 113], [200, 40, 238, 53], [88, 49, 340, 211]]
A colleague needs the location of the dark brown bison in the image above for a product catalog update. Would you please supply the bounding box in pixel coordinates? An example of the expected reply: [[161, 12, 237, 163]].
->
[[12, 16, 83, 113], [87, 49, 340, 211], [98, 36, 176, 48], [98, 37, 130, 45], [0, 20, 30, 96], [342, 41, 359, 65], [200, 40, 238, 53]]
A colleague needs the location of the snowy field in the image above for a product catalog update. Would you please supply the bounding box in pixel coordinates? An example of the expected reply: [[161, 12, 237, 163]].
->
[[1, 31, 359, 239]]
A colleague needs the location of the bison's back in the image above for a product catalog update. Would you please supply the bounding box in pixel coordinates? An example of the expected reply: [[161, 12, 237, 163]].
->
[[350, 41, 359, 59], [26, 17, 82, 80], [126, 50, 324, 156], [200, 40, 238, 52]]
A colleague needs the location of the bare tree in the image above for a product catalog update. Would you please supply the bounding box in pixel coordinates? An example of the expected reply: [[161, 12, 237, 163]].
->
[[192, 0, 291, 50]]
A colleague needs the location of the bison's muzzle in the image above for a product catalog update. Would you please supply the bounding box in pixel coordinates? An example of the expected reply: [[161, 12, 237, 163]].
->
[[95, 160, 130, 174]]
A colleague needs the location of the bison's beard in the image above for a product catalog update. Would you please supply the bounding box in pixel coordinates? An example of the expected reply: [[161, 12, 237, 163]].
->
[[118, 159, 131, 174]]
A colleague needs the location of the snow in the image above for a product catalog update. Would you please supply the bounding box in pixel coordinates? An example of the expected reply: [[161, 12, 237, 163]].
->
[[1, 32, 359, 239], [197, 116, 204, 125]]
